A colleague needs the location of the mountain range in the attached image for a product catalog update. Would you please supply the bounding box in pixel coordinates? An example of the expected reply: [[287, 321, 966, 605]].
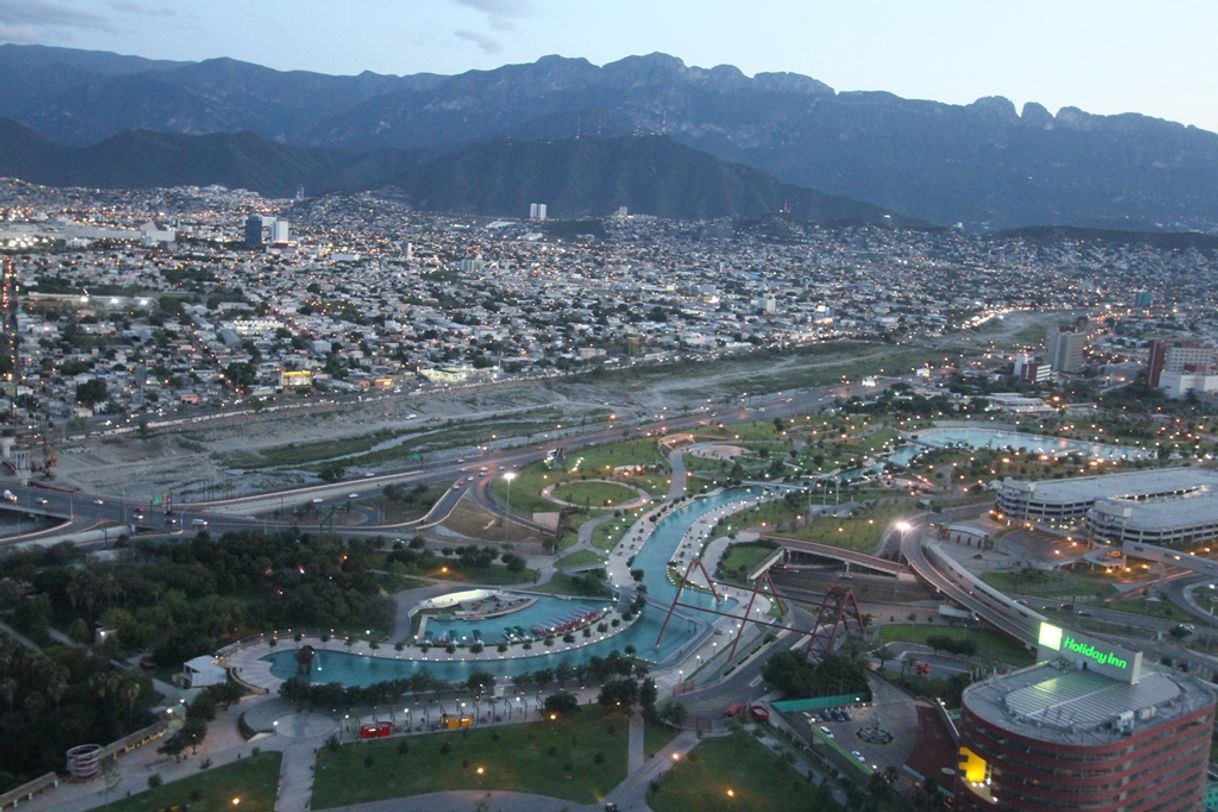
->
[[2, 43, 1218, 231], [0, 118, 916, 225]]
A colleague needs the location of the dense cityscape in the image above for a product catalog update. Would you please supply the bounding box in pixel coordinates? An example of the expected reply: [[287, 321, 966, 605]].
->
[[4, 179, 1218, 435]]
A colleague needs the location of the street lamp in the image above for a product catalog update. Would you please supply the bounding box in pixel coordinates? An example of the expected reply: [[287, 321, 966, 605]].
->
[[502, 471, 517, 533]]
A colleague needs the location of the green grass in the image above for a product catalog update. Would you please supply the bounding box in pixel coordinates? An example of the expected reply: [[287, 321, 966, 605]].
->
[[489, 439, 670, 518], [877, 623, 1034, 666], [533, 572, 614, 597], [591, 511, 644, 551], [1104, 596, 1194, 623], [719, 499, 918, 554], [648, 731, 838, 812], [981, 569, 1114, 599], [643, 719, 681, 758], [311, 706, 629, 808], [106, 751, 281, 812], [550, 480, 642, 509], [428, 562, 537, 586], [556, 549, 607, 569], [714, 542, 779, 584]]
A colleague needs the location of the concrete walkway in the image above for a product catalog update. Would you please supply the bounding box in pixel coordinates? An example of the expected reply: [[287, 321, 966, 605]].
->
[[602, 729, 700, 811], [626, 711, 645, 774]]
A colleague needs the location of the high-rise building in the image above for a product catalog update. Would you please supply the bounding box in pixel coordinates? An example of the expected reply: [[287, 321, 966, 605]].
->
[[529, 202, 547, 222], [1012, 354, 1050, 384], [956, 622, 1215, 811], [1046, 325, 1085, 373], [271, 219, 289, 244], [1145, 340, 1218, 397], [1134, 290, 1154, 309], [244, 214, 265, 248], [1146, 340, 1169, 387]]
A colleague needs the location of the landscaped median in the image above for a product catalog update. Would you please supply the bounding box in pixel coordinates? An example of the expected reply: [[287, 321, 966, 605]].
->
[[310, 705, 630, 808], [876, 623, 1034, 667]]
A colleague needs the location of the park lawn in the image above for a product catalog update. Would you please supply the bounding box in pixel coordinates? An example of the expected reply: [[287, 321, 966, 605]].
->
[[551, 480, 642, 509], [488, 461, 564, 517], [798, 501, 922, 553], [877, 623, 1034, 666], [426, 562, 537, 586], [715, 542, 778, 584], [487, 439, 671, 516], [557, 549, 607, 569], [648, 731, 836, 812], [568, 437, 670, 474], [980, 569, 1114, 599], [592, 512, 642, 551], [312, 706, 630, 808], [643, 719, 681, 758], [106, 751, 282, 812], [533, 572, 614, 598], [724, 499, 917, 554]]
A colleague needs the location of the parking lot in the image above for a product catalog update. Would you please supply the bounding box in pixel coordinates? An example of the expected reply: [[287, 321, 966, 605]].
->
[[782, 676, 922, 780]]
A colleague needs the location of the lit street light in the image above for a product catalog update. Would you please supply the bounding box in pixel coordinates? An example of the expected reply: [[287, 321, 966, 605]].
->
[[502, 471, 517, 538]]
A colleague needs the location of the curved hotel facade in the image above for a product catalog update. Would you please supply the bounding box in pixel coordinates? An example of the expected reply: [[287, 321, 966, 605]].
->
[[956, 622, 1215, 811]]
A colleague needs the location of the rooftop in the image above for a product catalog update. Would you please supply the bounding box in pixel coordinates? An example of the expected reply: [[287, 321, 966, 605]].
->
[[1094, 487, 1218, 531], [963, 660, 1214, 746], [1003, 467, 1218, 505]]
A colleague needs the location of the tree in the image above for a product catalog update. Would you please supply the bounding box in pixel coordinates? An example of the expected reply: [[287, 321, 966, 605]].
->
[[319, 462, 347, 482], [543, 692, 579, 717], [75, 379, 108, 408], [224, 361, 256, 391], [639, 677, 658, 710], [658, 701, 687, 726], [466, 671, 494, 697], [597, 679, 638, 708]]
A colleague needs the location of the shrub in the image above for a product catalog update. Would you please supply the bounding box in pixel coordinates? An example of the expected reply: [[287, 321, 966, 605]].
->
[[147, 775, 162, 789]]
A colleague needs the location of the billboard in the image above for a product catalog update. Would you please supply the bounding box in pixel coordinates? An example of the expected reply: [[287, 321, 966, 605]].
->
[[1038, 621, 1143, 684]]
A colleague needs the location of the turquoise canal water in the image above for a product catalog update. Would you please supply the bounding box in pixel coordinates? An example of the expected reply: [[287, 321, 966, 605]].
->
[[265, 490, 748, 686], [887, 426, 1152, 467], [424, 597, 609, 644]]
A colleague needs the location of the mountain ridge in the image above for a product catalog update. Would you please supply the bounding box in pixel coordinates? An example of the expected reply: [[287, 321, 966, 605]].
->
[[2, 44, 1218, 230], [0, 119, 916, 225]]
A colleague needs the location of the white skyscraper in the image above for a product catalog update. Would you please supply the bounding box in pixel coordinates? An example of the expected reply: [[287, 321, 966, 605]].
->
[[271, 219, 289, 243], [529, 203, 547, 222]]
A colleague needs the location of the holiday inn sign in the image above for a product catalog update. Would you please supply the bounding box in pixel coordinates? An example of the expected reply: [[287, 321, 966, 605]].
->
[[1038, 621, 1143, 684]]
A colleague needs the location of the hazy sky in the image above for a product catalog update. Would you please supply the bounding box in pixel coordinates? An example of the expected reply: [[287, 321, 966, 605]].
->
[[3, 0, 1217, 133]]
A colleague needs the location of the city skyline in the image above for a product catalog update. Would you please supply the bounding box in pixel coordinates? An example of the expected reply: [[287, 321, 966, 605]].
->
[[2, 0, 1218, 133]]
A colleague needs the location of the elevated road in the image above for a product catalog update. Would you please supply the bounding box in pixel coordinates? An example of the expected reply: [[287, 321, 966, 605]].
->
[[897, 514, 1040, 645], [761, 533, 910, 577]]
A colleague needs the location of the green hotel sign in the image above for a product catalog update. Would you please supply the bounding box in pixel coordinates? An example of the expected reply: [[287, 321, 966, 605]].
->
[[1038, 621, 1143, 684]]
